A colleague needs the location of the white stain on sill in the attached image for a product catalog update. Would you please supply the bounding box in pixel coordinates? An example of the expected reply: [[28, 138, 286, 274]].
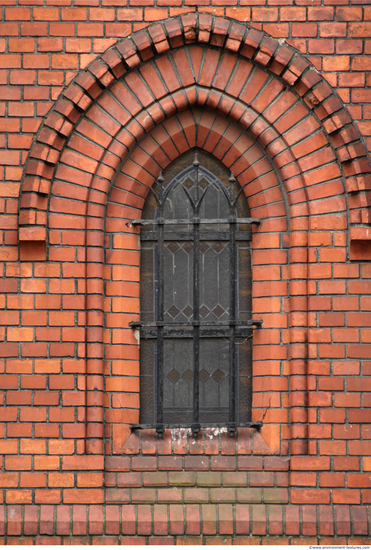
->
[[171, 428, 191, 444], [170, 426, 229, 444], [205, 427, 228, 439]]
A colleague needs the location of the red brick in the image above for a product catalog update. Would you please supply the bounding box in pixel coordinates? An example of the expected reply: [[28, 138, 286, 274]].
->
[[302, 506, 316, 536], [137, 505, 151, 535], [38, 37, 63, 52], [34, 8, 59, 21], [87, 505, 103, 536], [291, 490, 330, 504], [291, 457, 330, 470], [8, 39, 35, 53], [64, 490, 104, 504], [62, 8, 87, 20], [7, 505, 22, 535], [122, 505, 136, 535], [5, 8, 31, 21], [6, 490, 33, 504], [78, 23, 104, 37], [292, 23, 317, 38], [235, 505, 250, 535], [49, 23, 75, 37], [169, 505, 184, 535], [21, 23, 48, 37], [286, 506, 299, 535], [319, 473, 345, 487], [291, 473, 317, 487], [333, 490, 360, 504]]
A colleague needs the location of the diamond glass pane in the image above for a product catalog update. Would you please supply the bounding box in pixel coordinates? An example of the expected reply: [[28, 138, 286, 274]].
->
[[164, 242, 193, 323], [199, 338, 229, 424], [200, 241, 229, 322], [163, 338, 194, 423]]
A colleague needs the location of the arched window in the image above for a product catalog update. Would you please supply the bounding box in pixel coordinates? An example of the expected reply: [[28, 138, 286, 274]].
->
[[131, 150, 259, 436]]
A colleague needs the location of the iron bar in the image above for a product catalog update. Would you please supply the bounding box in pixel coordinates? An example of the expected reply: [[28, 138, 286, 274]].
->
[[137, 328, 253, 339], [130, 422, 263, 432], [130, 320, 262, 328], [141, 231, 252, 241], [156, 173, 164, 427], [192, 153, 200, 428], [228, 172, 237, 426], [131, 217, 261, 226]]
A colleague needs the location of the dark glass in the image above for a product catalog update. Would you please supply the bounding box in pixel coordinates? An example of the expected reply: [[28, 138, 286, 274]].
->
[[199, 338, 229, 424], [163, 338, 194, 424], [164, 241, 194, 323], [139, 149, 252, 427], [200, 241, 229, 322]]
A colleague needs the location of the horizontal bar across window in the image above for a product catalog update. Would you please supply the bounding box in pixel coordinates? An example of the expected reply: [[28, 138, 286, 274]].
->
[[132, 217, 260, 225], [141, 230, 252, 241], [138, 327, 253, 338], [130, 422, 263, 431]]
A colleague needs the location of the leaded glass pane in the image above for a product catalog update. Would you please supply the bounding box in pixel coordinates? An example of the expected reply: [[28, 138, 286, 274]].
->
[[164, 242, 194, 323], [163, 338, 194, 423], [200, 241, 229, 322], [199, 338, 229, 424]]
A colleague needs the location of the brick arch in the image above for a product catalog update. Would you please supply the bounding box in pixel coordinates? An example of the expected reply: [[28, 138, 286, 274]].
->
[[44, 60, 353, 244], [16, 14, 371, 457], [107, 110, 288, 224], [19, 13, 371, 244]]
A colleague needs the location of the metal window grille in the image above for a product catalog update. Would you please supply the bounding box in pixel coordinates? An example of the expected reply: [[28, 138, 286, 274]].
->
[[130, 150, 262, 435]]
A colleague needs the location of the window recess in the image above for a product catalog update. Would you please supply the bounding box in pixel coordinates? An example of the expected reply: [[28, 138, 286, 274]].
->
[[130, 150, 262, 436]]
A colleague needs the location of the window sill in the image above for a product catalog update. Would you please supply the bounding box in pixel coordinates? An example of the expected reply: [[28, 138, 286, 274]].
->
[[130, 422, 263, 437], [112, 423, 284, 456]]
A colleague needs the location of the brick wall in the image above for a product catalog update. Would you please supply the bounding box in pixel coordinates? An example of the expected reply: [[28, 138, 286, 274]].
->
[[0, 1, 371, 543]]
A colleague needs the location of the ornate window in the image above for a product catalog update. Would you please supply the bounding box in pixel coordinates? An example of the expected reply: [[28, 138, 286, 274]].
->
[[131, 150, 261, 436]]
